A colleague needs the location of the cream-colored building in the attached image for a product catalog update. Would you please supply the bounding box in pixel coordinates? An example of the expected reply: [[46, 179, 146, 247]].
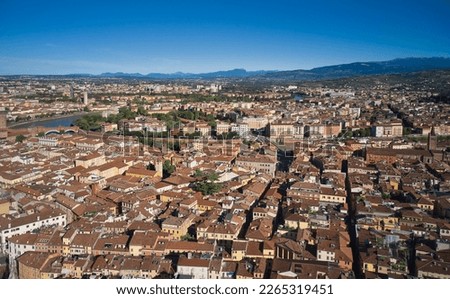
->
[[372, 120, 403, 138], [242, 117, 268, 130], [269, 120, 304, 140], [235, 155, 277, 177], [216, 122, 231, 135]]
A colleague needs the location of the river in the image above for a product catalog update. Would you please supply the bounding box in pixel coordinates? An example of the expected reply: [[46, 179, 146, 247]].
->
[[293, 93, 304, 102], [9, 113, 87, 129]]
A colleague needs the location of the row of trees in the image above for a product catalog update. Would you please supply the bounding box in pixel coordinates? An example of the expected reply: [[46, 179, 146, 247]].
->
[[75, 107, 149, 130], [74, 113, 104, 130], [338, 127, 371, 138], [74, 106, 218, 132]]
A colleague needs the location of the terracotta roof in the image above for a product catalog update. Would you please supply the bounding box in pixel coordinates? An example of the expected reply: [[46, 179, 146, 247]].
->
[[126, 166, 158, 177], [165, 240, 214, 253], [417, 260, 450, 276], [163, 175, 194, 186], [17, 251, 55, 270], [177, 256, 210, 268], [8, 233, 38, 245]]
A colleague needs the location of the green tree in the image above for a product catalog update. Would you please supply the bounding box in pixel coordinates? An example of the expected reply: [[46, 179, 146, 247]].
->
[[206, 172, 219, 182], [75, 118, 91, 130], [74, 113, 103, 130], [194, 169, 204, 178], [118, 107, 137, 119], [137, 106, 148, 116], [163, 160, 175, 177], [193, 181, 222, 195], [181, 234, 196, 241], [37, 132, 45, 137], [15, 135, 26, 143], [208, 119, 217, 127], [178, 110, 194, 120]]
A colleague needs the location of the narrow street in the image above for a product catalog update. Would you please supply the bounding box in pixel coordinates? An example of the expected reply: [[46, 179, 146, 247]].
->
[[345, 167, 363, 278]]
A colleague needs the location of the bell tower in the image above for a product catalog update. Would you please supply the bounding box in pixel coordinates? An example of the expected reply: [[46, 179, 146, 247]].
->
[[427, 126, 437, 151]]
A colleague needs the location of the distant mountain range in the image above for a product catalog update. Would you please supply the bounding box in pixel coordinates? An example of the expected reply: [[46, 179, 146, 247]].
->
[[7, 57, 450, 80], [95, 57, 450, 80], [99, 68, 272, 79], [261, 57, 450, 80]]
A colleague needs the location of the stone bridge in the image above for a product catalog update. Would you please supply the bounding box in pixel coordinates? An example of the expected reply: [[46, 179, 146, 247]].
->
[[8, 126, 79, 137]]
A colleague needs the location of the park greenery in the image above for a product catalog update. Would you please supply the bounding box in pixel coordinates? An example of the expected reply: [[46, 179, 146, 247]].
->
[[74, 106, 217, 131], [337, 127, 371, 139], [74, 113, 104, 131]]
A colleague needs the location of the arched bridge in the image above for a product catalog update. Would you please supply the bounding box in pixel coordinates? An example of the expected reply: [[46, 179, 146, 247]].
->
[[44, 126, 79, 135]]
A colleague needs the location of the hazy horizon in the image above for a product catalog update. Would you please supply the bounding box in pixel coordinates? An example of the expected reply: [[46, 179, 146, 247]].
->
[[1, 56, 450, 76]]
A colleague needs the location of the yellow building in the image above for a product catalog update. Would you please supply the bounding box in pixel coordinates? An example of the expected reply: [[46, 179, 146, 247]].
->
[[389, 178, 399, 191], [231, 240, 247, 261], [74, 152, 105, 168], [159, 191, 187, 203], [284, 214, 308, 230], [319, 187, 346, 204], [197, 221, 241, 241], [417, 197, 434, 211], [161, 215, 195, 240], [0, 199, 10, 215], [196, 199, 217, 212]]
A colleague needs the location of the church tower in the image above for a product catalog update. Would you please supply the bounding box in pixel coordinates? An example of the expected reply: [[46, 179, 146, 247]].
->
[[427, 126, 437, 151]]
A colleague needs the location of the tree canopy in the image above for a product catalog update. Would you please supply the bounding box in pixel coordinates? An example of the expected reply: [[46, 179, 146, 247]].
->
[[163, 160, 175, 177], [193, 181, 222, 195], [15, 135, 26, 143]]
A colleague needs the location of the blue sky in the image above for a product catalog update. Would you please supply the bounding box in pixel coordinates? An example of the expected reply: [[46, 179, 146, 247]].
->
[[0, 0, 449, 74]]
